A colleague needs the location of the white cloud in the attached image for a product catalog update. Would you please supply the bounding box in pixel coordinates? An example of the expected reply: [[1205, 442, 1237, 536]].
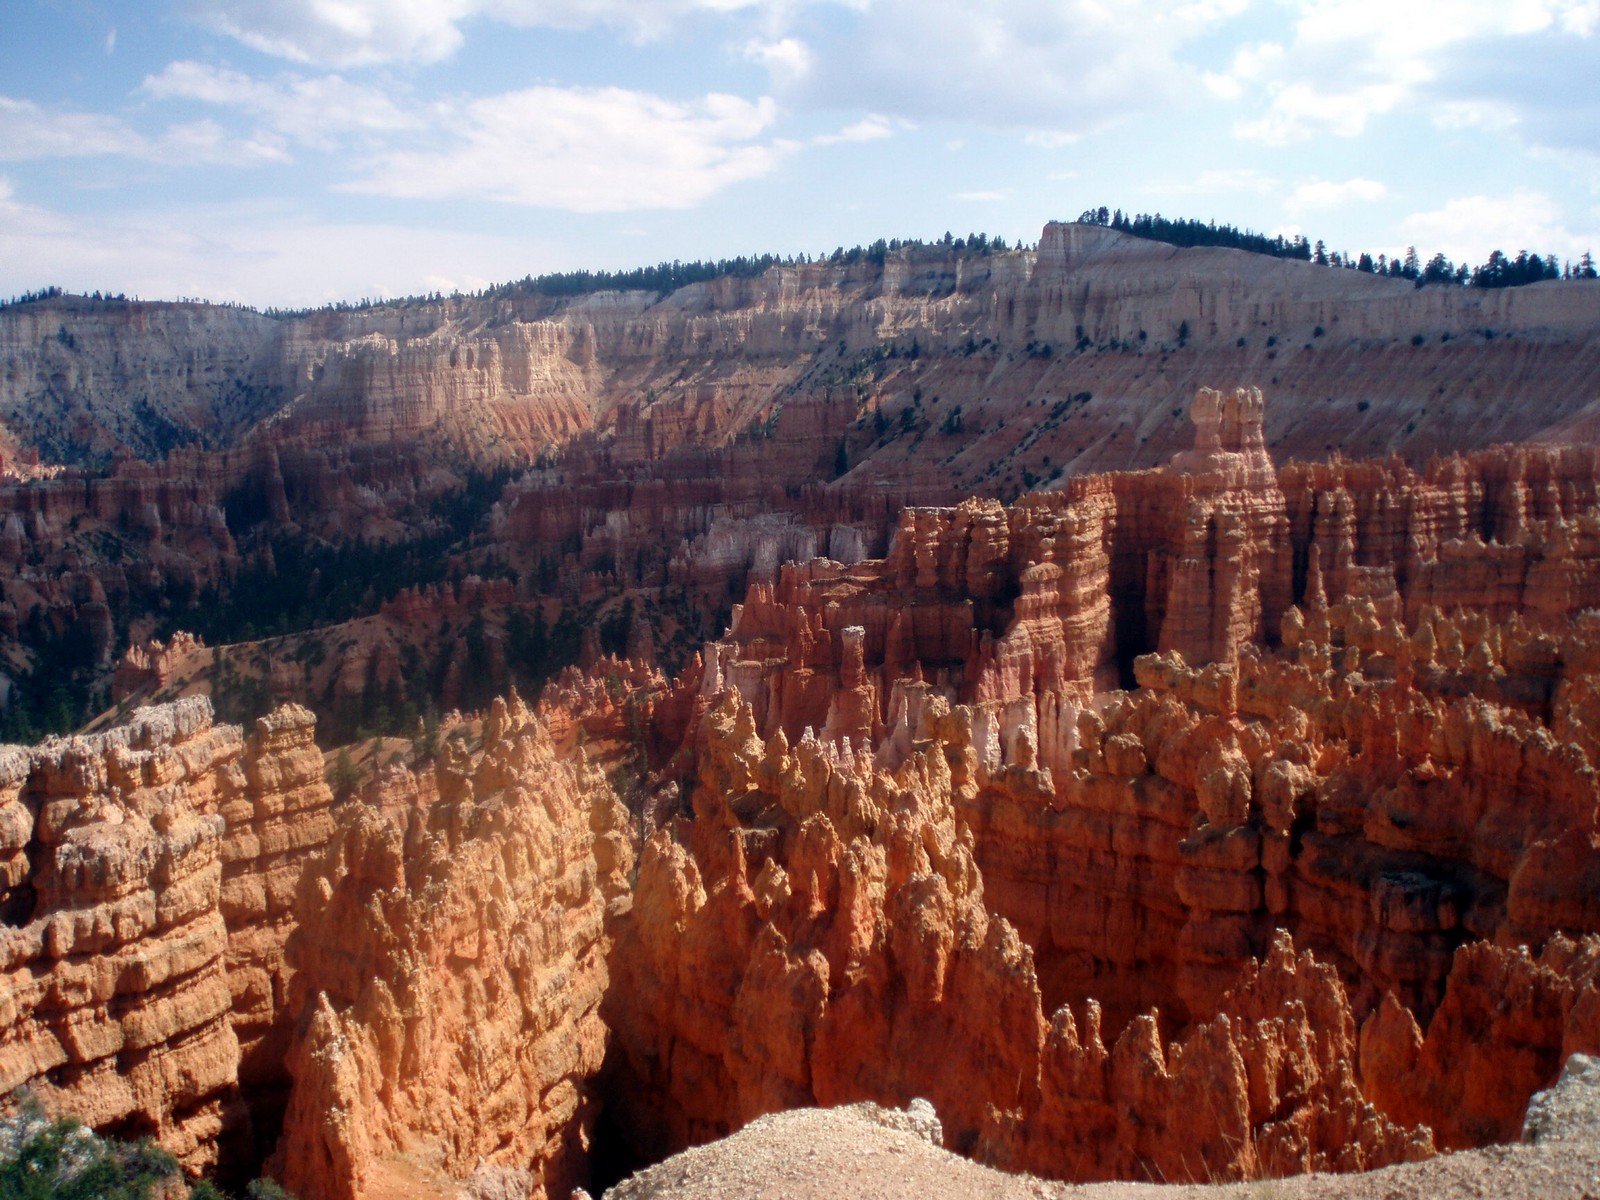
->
[[1225, 0, 1600, 148], [185, 0, 1600, 173], [811, 114, 897, 145], [1429, 98, 1521, 134], [0, 95, 286, 166], [954, 190, 1009, 202], [0, 96, 142, 159], [344, 86, 786, 211], [1401, 188, 1595, 262], [1288, 177, 1389, 209], [17, 58, 798, 215], [0, 186, 572, 308], [1559, 0, 1600, 33], [142, 61, 418, 147], [776, 0, 1246, 140], [197, 0, 469, 67], [1147, 167, 1277, 196], [1227, 40, 1286, 80], [1202, 71, 1244, 101], [197, 0, 777, 67], [743, 37, 814, 88], [159, 119, 291, 166], [1235, 79, 1413, 144], [1427, 30, 1600, 159], [1293, 0, 1586, 47]]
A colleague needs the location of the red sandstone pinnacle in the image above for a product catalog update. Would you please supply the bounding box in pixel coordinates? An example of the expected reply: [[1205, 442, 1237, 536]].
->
[[9, 379, 1600, 1196], [273, 693, 632, 1200], [597, 388, 1600, 1186], [605, 684, 1436, 1183], [0, 697, 334, 1173]]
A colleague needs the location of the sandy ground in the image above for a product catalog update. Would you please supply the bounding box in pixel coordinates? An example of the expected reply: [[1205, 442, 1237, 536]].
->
[[599, 1093, 1600, 1200]]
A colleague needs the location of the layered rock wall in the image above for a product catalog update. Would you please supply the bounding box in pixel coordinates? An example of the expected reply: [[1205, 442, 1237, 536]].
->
[[604, 688, 1433, 1182], [607, 392, 1600, 1183], [218, 705, 338, 1147], [9, 227, 1600, 477], [4, 373, 1600, 1195], [0, 697, 334, 1171], [274, 694, 633, 1200]]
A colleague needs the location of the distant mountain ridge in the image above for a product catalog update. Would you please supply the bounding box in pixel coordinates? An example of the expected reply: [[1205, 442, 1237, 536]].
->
[[1, 221, 1597, 474]]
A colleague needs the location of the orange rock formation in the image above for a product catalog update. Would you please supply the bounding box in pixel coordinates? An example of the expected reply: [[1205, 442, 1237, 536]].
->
[[273, 693, 633, 1200], [594, 388, 1600, 1181], [6, 382, 1600, 1199], [0, 698, 332, 1171], [602, 687, 1432, 1182]]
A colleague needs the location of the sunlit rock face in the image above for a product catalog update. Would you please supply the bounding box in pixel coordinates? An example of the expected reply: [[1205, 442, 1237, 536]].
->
[[0, 697, 333, 1172], [273, 693, 633, 1200], [597, 387, 1600, 1184], [602, 685, 1434, 1182], [2, 227, 1599, 755], [7, 380, 1600, 1199]]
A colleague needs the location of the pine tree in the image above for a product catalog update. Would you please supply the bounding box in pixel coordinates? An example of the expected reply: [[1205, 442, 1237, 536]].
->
[[328, 749, 359, 800]]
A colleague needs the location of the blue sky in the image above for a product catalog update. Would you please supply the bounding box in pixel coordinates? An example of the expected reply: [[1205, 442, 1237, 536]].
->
[[2, 0, 1597, 307]]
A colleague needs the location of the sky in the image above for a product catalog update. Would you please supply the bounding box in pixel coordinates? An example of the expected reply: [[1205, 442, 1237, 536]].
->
[[1, 0, 1598, 308]]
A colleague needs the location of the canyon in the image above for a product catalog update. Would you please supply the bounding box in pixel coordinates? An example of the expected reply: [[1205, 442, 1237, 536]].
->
[[3, 223, 1600, 744], [0, 223, 1599, 1198]]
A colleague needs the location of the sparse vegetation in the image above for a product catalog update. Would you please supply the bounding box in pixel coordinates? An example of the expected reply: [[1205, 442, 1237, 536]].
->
[[327, 748, 360, 800], [0, 1102, 177, 1200], [251, 233, 1018, 318], [1076, 205, 1594, 289]]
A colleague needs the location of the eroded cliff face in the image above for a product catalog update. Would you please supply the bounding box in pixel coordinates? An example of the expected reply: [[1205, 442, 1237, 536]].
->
[[222, 704, 339, 1150], [8, 226, 1600, 474], [6, 226, 1600, 747], [0, 299, 284, 463], [602, 687, 1434, 1182], [591, 389, 1600, 1182], [590, 623, 1600, 1182], [8, 384, 1600, 1198], [0, 697, 333, 1171], [0, 684, 641, 1200], [273, 693, 633, 1200]]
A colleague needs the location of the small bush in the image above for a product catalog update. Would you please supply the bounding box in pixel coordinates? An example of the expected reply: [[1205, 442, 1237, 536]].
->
[[0, 1106, 180, 1200], [247, 1180, 298, 1200], [327, 748, 360, 800]]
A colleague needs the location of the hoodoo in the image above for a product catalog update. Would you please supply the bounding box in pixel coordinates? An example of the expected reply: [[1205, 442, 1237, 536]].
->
[[5, 378, 1600, 1199]]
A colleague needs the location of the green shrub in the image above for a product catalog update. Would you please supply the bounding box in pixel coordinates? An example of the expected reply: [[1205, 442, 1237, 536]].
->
[[247, 1179, 297, 1200], [0, 1106, 179, 1200]]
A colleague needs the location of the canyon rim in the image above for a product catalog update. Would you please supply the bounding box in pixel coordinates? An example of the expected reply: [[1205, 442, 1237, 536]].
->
[[2, 222, 1600, 1200]]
